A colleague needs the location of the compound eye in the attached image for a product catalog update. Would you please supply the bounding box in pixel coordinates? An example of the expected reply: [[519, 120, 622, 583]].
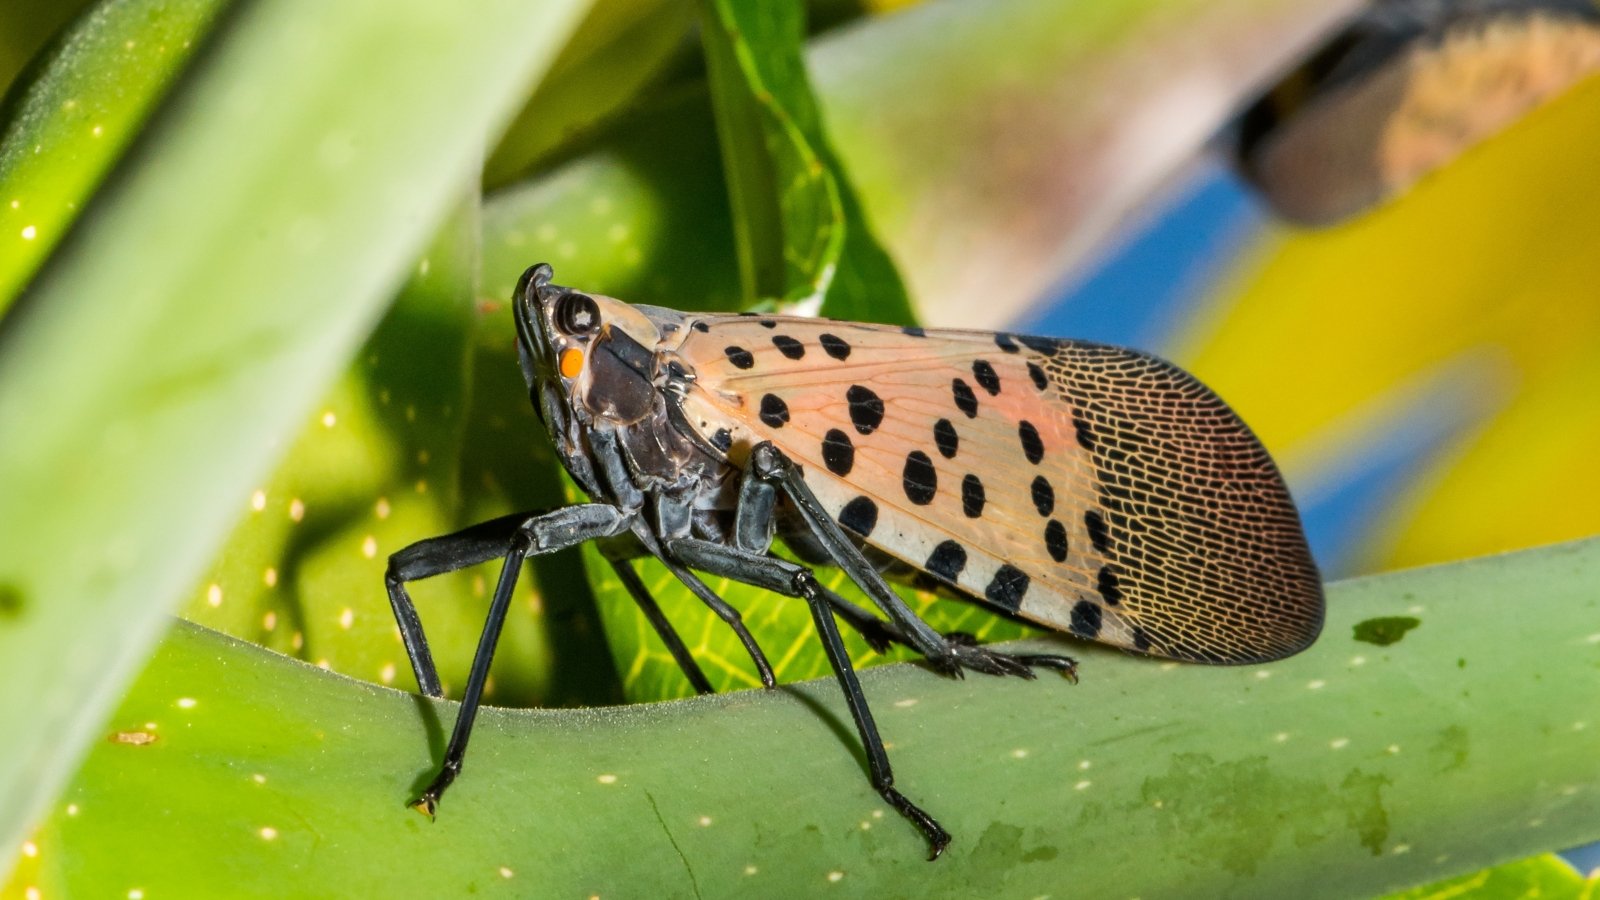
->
[[553, 292, 600, 336]]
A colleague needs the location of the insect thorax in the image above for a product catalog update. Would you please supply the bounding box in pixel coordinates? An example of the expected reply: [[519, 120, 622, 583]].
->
[[546, 312, 742, 541]]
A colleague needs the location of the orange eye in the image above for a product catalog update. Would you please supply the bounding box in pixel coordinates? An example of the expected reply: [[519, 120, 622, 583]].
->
[[558, 348, 584, 379]]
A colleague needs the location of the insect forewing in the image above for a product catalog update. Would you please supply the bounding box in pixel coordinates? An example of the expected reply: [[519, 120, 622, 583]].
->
[[668, 316, 1323, 664]]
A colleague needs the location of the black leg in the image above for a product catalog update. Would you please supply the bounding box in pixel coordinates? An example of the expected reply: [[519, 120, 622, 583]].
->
[[665, 537, 1079, 859], [386, 511, 544, 698], [606, 557, 715, 695], [803, 582, 951, 859], [746, 443, 1075, 679], [410, 504, 630, 817], [655, 554, 777, 689], [744, 445, 951, 664], [666, 540, 951, 856], [725, 461, 893, 651], [821, 589, 899, 655], [668, 538, 1078, 680]]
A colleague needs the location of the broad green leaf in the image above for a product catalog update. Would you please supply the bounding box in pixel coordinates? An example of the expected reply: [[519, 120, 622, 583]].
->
[[8, 538, 1600, 896], [0, 0, 590, 868], [698, 0, 915, 324], [0, 0, 227, 309]]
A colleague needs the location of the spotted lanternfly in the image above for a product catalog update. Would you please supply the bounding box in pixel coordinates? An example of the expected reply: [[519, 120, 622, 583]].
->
[[385, 263, 1324, 859]]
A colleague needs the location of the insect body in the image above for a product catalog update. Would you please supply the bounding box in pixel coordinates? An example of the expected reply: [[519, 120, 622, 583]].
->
[[385, 263, 1324, 858]]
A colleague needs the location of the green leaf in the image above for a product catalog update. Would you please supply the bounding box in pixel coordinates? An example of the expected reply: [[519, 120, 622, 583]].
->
[[697, 0, 914, 324], [0, 0, 228, 309], [10, 538, 1600, 895], [0, 0, 590, 867]]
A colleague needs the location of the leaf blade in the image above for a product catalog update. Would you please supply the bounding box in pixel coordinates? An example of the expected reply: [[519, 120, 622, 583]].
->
[[697, 0, 914, 324], [0, 0, 590, 864], [12, 537, 1600, 895]]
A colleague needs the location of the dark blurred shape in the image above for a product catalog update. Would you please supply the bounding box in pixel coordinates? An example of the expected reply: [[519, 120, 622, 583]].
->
[[1230, 0, 1600, 224]]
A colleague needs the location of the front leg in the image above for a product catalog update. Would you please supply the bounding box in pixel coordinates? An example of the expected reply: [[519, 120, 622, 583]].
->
[[386, 511, 548, 698], [411, 503, 631, 817]]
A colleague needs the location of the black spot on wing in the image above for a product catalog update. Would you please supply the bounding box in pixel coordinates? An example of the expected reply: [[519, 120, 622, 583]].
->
[[822, 429, 855, 476], [903, 326, 927, 337], [846, 385, 885, 435], [1018, 420, 1044, 464], [925, 540, 967, 582], [759, 394, 790, 428], [961, 474, 985, 518], [902, 451, 937, 505], [759, 319, 777, 329], [819, 333, 851, 361], [1031, 475, 1054, 517], [995, 332, 1019, 353], [711, 428, 732, 453], [724, 346, 755, 369], [1044, 519, 1068, 561], [1017, 419, 1043, 461], [985, 565, 1030, 613], [772, 335, 805, 359], [972, 360, 1001, 395], [934, 419, 959, 459], [1017, 334, 1059, 354], [692, 321, 710, 333], [1028, 362, 1047, 391], [1070, 600, 1102, 639], [838, 496, 878, 537], [952, 378, 979, 418]]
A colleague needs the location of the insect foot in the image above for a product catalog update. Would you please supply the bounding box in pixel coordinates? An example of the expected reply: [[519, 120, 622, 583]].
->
[[411, 759, 462, 820], [941, 632, 1080, 683]]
